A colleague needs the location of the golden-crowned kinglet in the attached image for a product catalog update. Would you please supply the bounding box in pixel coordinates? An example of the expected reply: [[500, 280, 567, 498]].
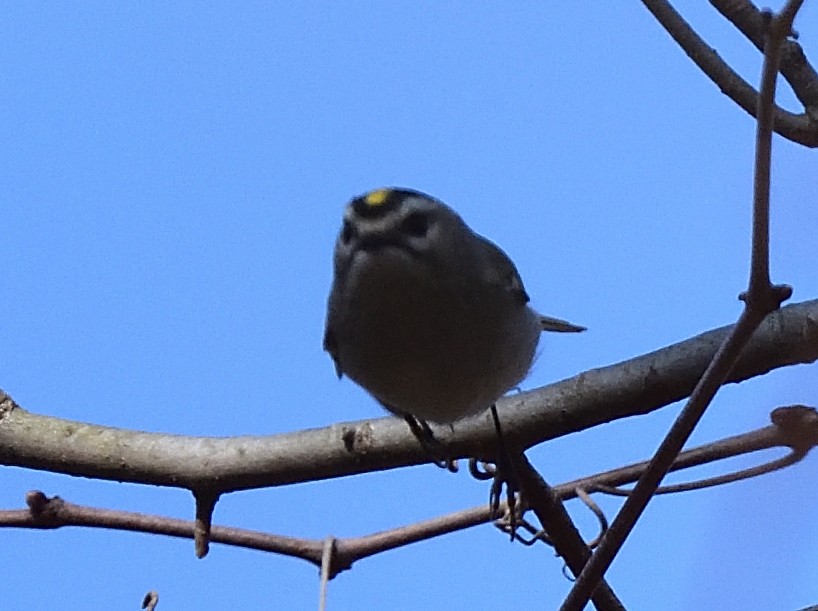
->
[[324, 188, 584, 426]]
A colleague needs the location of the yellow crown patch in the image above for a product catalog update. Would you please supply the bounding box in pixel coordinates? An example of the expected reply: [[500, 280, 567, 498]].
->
[[363, 188, 391, 208]]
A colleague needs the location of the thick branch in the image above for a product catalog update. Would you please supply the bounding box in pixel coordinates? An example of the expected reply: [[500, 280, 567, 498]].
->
[[0, 300, 816, 492]]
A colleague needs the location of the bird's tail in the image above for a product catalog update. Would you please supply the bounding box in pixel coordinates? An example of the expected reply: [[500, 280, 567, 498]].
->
[[539, 314, 586, 333]]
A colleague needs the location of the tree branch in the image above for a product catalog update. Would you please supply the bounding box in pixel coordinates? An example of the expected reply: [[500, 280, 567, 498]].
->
[[563, 3, 803, 607], [2, 405, 814, 574], [641, 0, 818, 146], [1, 300, 816, 493], [710, 0, 818, 114], [514, 453, 625, 611]]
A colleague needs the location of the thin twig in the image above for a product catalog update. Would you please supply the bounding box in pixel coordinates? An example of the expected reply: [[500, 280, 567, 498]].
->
[[319, 537, 336, 611], [193, 488, 220, 559], [514, 453, 625, 609], [3, 406, 814, 573], [574, 488, 609, 548], [561, 4, 801, 609], [594, 447, 801, 495], [513, 453, 625, 610]]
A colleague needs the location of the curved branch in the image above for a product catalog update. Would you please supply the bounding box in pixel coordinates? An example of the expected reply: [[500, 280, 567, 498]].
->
[[0, 300, 816, 493], [710, 0, 818, 113], [3, 405, 814, 572], [641, 0, 818, 146]]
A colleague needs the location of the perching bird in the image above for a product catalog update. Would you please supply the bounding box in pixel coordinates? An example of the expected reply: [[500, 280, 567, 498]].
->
[[323, 187, 584, 428]]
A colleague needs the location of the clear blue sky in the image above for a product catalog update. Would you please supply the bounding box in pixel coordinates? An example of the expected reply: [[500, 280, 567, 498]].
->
[[2, 3, 816, 610]]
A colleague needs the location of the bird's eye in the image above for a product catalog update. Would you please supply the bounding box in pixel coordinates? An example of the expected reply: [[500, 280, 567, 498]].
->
[[340, 220, 356, 244], [401, 212, 429, 238]]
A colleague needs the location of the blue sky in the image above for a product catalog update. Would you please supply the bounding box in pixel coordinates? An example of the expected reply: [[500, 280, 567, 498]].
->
[[2, 3, 817, 610]]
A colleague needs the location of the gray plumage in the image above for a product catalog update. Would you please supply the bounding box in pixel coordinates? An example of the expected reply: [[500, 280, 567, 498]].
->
[[324, 188, 583, 424]]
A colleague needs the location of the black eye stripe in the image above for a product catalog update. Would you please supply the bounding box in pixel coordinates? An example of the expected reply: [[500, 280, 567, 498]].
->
[[340, 220, 355, 244], [401, 212, 429, 237]]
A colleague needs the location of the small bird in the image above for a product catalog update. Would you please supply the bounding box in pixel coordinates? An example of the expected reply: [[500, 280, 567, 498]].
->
[[323, 187, 584, 430]]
